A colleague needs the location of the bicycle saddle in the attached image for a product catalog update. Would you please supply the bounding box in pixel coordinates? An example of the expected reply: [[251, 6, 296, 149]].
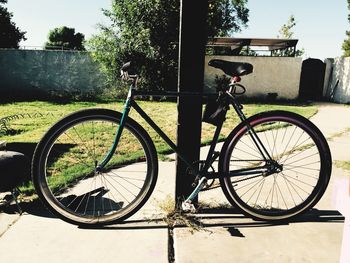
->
[[208, 59, 253, 77], [121, 61, 136, 74]]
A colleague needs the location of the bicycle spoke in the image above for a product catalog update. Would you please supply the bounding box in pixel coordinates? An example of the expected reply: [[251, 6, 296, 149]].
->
[[238, 177, 266, 199], [271, 125, 278, 159], [281, 168, 319, 180], [222, 113, 330, 220], [263, 130, 274, 158], [283, 174, 315, 188], [280, 134, 312, 164], [253, 179, 265, 209], [246, 131, 267, 160], [237, 135, 263, 158], [102, 174, 135, 204], [71, 126, 98, 162], [283, 151, 319, 166], [283, 164, 320, 172], [83, 178, 96, 215], [246, 178, 266, 204], [275, 178, 289, 210], [110, 174, 146, 182], [34, 110, 157, 225], [234, 176, 265, 191], [108, 170, 143, 190], [281, 172, 309, 196], [279, 126, 298, 162], [55, 138, 96, 170], [233, 146, 263, 160], [92, 121, 97, 162]]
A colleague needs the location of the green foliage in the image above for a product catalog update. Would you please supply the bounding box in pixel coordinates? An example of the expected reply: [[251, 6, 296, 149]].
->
[[45, 26, 85, 50], [343, 31, 350, 57], [278, 15, 296, 39], [87, 0, 249, 94], [273, 15, 305, 57], [239, 46, 257, 56], [207, 0, 249, 37], [342, 0, 350, 57], [0, 0, 26, 48]]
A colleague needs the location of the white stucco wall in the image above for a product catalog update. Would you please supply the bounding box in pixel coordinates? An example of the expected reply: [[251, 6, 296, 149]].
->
[[326, 57, 350, 103], [204, 56, 303, 100]]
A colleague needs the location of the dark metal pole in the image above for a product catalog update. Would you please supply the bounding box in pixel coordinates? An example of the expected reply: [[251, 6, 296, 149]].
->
[[176, 0, 208, 204]]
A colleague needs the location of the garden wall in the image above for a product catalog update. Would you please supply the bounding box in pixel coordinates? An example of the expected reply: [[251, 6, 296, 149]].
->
[[204, 56, 303, 100], [1, 50, 304, 101], [0, 49, 107, 100]]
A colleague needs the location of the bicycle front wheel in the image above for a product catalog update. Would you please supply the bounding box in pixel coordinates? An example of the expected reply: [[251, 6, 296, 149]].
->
[[32, 108, 158, 226], [219, 110, 331, 221]]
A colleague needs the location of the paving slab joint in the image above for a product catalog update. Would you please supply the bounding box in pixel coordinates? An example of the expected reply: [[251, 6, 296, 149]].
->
[[168, 227, 175, 263]]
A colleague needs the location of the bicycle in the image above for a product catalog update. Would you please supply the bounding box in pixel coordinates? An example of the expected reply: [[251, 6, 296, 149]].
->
[[31, 59, 332, 226]]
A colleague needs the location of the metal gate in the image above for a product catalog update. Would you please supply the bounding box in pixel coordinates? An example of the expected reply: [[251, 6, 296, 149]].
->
[[299, 58, 326, 100]]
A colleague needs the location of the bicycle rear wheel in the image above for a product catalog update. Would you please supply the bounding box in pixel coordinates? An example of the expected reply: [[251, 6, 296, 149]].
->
[[32, 108, 158, 226], [219, 110, 331, 221]]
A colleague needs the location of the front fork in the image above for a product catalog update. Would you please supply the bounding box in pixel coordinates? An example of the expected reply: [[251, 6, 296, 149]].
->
[[96, 86, 133, 171]]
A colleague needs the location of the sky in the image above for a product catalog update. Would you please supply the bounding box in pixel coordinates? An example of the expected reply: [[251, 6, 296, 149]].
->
[[6, 0, 349, 60]]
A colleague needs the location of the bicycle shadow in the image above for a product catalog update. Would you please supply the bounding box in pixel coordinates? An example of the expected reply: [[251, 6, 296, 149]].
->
[[78, 207, 344, 233], [196, 206, 345, 224], [0, 188, 124, 220], [194, 207, 344, 237], [1, 199, 344, 234], [0, 197, 55, 218]]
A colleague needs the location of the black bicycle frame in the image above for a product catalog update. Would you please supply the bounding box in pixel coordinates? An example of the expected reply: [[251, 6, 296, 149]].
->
[[98, 84, 273, 181]]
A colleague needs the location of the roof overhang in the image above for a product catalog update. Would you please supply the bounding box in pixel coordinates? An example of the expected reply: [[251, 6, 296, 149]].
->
[[207, 37, 298, 51]]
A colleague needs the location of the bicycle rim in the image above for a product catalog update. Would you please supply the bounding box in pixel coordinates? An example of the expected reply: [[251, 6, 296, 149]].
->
[[220, 111, 331, 220], [33, 109, 157, 225]]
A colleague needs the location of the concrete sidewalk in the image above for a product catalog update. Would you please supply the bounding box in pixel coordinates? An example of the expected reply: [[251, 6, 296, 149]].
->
[[0, 162, 174, 263], [175, 102, 350, 263], [1, 102, 350, 263]]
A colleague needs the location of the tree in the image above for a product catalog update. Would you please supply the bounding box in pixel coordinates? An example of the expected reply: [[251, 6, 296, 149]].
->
[[342, 31, 350, 57], [278, 15, 296, 39], [274, 15, 305, 57], [45, 26, 85, 50], [342, 0, 350, 57], [0, 0, 26, 48], [88, 0, 249, 93]]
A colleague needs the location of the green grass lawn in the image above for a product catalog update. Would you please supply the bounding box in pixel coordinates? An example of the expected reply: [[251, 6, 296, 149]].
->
[[334, 160, 350, 172], [0, 100, 318, 196], [0, 100, 318, 148]]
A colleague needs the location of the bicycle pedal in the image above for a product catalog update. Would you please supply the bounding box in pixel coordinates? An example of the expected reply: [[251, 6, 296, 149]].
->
[[181, 200, 196, 213]]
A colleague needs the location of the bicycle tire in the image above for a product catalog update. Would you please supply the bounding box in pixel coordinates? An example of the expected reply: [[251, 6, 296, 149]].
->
[[32, 108, 158, 226], [219, 110, 331, 221]]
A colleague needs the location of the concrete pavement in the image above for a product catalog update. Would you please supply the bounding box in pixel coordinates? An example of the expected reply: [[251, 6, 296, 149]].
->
[[1, 102, 350, 263], [175, 102, 350, 263], [0, 162, 174, 263]]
